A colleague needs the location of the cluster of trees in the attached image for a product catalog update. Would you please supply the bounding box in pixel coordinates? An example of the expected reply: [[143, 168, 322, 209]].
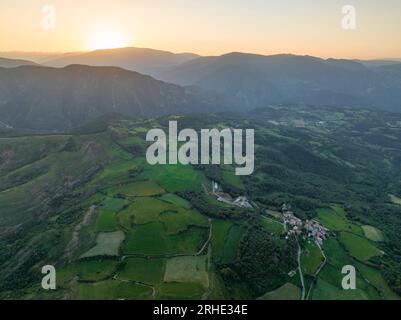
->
[[382, 253, 401, 296], [0, 247, 46, 292], [177, 191, 250, 220], [195, 164, 243, 197], [228, 222, 297, 297]]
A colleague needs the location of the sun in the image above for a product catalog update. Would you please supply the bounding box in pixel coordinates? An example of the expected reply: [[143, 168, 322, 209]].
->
[[87, 27, 130, 51]]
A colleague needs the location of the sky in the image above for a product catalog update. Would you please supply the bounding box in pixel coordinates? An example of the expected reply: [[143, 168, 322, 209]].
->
[[0, 0, 400, 59]]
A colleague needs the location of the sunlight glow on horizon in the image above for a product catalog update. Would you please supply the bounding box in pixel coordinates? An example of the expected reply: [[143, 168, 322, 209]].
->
[[0, 0, 401, 60], [86, 26, 132, 51]]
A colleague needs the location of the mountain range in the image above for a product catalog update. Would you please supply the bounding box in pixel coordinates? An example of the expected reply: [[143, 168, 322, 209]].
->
[[0, 57, 37, 68], [0, 64, 220, 131], [159, 52, 401, 112], [1, 47, 401, 131], [42, 47, 199, 78], [1, 48, 401, 301]]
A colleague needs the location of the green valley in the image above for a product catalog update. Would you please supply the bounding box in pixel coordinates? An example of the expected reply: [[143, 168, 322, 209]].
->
[[1, 106, 401, 300]]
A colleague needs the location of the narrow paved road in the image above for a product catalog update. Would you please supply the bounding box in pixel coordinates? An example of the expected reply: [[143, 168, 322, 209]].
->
[[197, 218, 213, 255], [296, 238, 306, 300], [315, 243, 327, 276]]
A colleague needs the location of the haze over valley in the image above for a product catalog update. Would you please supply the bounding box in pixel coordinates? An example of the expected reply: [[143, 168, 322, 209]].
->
[[1, 0, 401, 302], [1, 47, 401, 132]]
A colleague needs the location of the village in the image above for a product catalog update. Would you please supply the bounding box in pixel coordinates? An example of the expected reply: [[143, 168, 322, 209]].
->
[[207, 179, 329, 249], [282, 204, 329, 246], [209, 182, 328, 247]]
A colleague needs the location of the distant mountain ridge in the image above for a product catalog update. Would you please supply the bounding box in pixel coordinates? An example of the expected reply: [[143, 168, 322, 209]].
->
[[0, 57, 37, 68], [0, 64, 222, 131], [43, 47, 199, 78], [1, 48, 401, 132], [159, 52, 401, 112]]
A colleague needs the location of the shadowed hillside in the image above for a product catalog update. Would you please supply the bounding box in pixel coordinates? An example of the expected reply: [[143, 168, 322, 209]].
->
[[160, 52, 401, 112], [0, 64, 222, 131], [43, 47, 199, 77]]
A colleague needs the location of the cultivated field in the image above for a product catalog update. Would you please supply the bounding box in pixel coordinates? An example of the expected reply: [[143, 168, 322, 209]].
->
[[259, 283, 301, 300], [164, 255, 209, 288], [81, 231, 125, 258], [362, 225, 384, 242], [339, 232, 382, 261]]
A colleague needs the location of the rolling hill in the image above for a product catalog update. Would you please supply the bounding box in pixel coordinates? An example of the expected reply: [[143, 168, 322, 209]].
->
[[0, 64, 222, 131], [3, 48, 401, 118], [0, 57, 37, 68], [160, 52, 401, 112], [43, 47, 199, 78]]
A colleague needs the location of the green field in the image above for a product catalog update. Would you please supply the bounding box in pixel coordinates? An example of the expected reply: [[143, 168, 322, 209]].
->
[[259, 283, 301, 300], [140, 163, 208, 193], [73, 280, 153, 300], [122, 222, 166, 254], [323, 237, 353, 268], [362, 225, 384, 242], [118, 194, 207, 233], [160, 226, 207, 255], [81, 231, 125, 258], [160, 209, 208, 235], [312, 279, 368, 300], [118, 258, 165, 285], [355, 262, 399, 300], [119, 181, 165, 197], [318, 263, 382, 300], [164, 255, 209, 288], [221, 224, 246, 264], [317, 206, 363, 235], [317, 207, 348, 231], [159, 193, 192, 209], [123, 223, 206, 256], [330, 204, 345, 215], [92, 161, 140, 185], [261, 216, 284, 234], [59, 259, 118, 284], [301, 241, 324, 275], [211, 220, 234, 262], [99, 197, 129, 211], [347, 223, 364, 236], [389, 194, 401, 205], [95, 209, 117, 232], [157, 282, 205, 300], [119, 197, 171, 226], [318, 263, 343, 288], [339, 232, 382, 261]]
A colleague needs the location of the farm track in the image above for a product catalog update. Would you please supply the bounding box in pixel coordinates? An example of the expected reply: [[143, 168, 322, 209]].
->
[[197, 218, 213, 256], [63, 205, 97, 261], [296, 237, 306, 300], [305, 242, 327, 300], [113, 276, 156, 298], [202, 244, 213, 300]]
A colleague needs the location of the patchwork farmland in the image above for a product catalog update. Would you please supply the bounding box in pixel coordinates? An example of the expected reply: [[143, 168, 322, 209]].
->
[[1, 112, 400, 300]]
